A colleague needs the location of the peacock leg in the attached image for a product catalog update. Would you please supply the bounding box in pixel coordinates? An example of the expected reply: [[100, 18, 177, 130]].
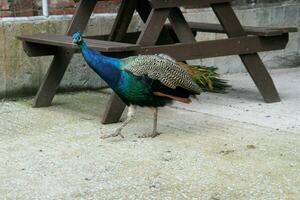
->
[[139, 107, 160, 138], [100, 105, 136, 139], [152, 107, 160, 137]]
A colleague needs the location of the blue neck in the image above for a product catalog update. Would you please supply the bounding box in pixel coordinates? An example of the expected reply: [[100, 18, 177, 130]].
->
[[78, 41, 121, 88]]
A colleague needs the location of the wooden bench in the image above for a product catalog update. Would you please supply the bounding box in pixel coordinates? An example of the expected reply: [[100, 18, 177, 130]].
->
[[18, 0, 297, 124], [186, 22, 297, 36], [19, 34, 139, 54], [19, 25, 295, 59]]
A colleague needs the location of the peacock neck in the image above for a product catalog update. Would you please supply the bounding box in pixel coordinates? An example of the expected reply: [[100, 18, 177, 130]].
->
[[78, 40, 122, 88]]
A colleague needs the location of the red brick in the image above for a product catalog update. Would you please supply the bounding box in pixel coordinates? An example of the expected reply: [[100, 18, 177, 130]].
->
[[0, 10, 11, 17], [94, 1, 121, 13], [49, 0, 75, 9], [0, 0, 9, 10], [49, 8, 75, 15], [0, 0, 122, 18]]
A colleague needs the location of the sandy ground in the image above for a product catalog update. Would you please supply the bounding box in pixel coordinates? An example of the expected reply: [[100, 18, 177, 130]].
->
[[1, 68, 300, 200]]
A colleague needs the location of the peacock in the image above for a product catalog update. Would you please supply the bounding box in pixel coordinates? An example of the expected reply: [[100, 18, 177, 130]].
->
[[72, 32, 229, 138]]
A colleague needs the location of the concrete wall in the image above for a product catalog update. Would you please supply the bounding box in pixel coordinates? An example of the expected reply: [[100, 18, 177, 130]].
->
[[232, 0, 297, 6], [0, 2, 299, 98]]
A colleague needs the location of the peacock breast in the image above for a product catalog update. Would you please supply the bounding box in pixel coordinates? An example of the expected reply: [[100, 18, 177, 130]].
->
[[116, 72, 155, 105]]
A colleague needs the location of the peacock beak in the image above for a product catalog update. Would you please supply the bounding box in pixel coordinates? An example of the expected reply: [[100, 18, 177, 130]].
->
[[72, 39, 77, 48]]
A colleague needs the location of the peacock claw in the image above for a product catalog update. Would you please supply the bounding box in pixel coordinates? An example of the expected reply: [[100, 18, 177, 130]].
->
[[138, 132, 161, 138], [100, 130, 125, 139]]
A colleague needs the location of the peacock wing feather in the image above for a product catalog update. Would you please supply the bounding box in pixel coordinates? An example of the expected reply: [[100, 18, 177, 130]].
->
[[122, 55, 202, 94]]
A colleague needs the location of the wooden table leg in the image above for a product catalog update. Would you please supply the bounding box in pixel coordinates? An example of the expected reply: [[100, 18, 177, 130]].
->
[[108, 0, 137, 42], [137, 8, 171, 45], [168, 7, 196, 43], [102, 0, 137, 124], [33, 0, 97, 107], [212, 2, 280, 103]]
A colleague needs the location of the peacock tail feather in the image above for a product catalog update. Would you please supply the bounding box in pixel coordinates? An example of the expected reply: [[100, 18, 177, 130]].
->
[[177, 62, 231, 93]]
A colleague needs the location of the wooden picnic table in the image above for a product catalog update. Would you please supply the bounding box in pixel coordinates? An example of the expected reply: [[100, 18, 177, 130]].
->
[[18, 0, 297, 124]]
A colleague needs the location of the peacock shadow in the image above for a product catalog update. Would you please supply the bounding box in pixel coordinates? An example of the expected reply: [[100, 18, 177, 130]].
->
[[226, 87, 264, 102], [50, 90, 122, 120]]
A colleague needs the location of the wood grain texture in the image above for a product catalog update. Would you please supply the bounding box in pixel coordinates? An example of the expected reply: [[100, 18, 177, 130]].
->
[[137, 8, 171, 45], [149, 0, 233, 8], [137, 35, 288, 60]]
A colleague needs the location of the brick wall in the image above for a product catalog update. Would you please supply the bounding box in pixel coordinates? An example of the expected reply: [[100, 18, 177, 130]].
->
[[0, 0, 10, 17], [0, 0, 121, 17], [2, 0, 294, 17], [49, 0, 121, 15], [0, 0, 40, 17]]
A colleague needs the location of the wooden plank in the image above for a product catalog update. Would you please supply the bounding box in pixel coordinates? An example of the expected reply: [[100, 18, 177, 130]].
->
[[33, 0, 98, 107], [22, 33, 139, 57], [149, 0, 233, 8], [19, 23, 297, 48], [212, 2, 280, 103], [137, 8, 171, 45], [19, 23, 297, 46], [50, 31, 174, 46], [85, 32, 138, 44], [138, 34, 288, 60], [18, 34, 140, 52], [185, 22, 297, 36], [21, 33, 289, 60], [21, 31, 180, 57], [19, 34, 137, 48]]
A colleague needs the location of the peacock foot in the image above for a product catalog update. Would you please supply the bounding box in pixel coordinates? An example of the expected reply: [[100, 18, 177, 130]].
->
[[100, 128, 125, 139], [138, 131, 161, 138]]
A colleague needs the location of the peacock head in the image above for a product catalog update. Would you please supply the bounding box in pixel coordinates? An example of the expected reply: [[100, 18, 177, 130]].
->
[[72, 32, 83, 45]]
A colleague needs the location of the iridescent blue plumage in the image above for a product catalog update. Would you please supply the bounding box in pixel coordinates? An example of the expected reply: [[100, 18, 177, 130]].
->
[[76, 38, 121, 89]]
